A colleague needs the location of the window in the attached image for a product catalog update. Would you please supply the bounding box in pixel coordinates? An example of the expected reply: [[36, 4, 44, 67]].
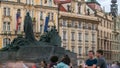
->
[[48, 13, 54, 21], [48, 12, 50, 17], [85, 23, 88, 29], [40, 11, 43, 20], [4, 8, 6, 16], [71, 32, 75, 41], [26, 0, 33, 5], [107, 22, 108, 28], [49, 0, 52, 6], [71, 46, 75, 52], [62, 20, 67, 27], [92, 24, 96, 30], [17, 9, 21, 14], [78, 47, 82, 56], [104, 32, 106, 37], [104, 20, 105, 27], [40, 0, 43, 5], [26, 0, 29, 4], [3, 22, 10, 32], [40, 25, 43, 33], [51, 13, 54, 20], [4, 7, 10, 16], [63, 31, 66, 40], [71, 21, 75, 27], [92, 33, 95, 43], [78, 33, 82, 42], [3, 38, 11, 47], [101, 31, 102, 37], [7, 22, 10, 32], [85, 47, 88, 56], [44, 0, 47, 4], [8, 8, 10, 16], [3, 22, 6, 31], [31, 0, 34, 5], [28, 10, 34, 17], [78, 22, 82, 28], [85, 33, 89, 42]]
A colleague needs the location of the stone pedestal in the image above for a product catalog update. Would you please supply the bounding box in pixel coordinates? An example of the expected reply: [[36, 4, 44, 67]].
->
[[0, 46, 77, 67]]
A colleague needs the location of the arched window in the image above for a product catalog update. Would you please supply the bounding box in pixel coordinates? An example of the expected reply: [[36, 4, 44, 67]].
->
[[3, 38, 11, 47]]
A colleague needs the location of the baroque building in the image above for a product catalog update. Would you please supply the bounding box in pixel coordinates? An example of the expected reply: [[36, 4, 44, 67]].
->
[[0, 0, 119, 64], [0, 0, 58, 48], [59, 0, 99, 64]]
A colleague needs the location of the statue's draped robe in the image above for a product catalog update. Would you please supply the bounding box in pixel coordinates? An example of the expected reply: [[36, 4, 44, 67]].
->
[[24, 13, 36, 42]]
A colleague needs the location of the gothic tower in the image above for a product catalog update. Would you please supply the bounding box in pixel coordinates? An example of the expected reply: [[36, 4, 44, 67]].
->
[[111, 0, 118, 17]]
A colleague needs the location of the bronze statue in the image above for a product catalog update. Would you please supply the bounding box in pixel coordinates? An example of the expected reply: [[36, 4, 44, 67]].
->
[[24, 12, 36, 42]]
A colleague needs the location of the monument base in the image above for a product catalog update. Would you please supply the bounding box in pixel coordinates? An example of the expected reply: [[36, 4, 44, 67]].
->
[[0, 46, 77, 67]]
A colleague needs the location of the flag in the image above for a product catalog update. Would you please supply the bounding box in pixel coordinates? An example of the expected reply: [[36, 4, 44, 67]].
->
[[54, 0, 71, 4], [44, 16, 49, 32], [16, 13, 21, 31]]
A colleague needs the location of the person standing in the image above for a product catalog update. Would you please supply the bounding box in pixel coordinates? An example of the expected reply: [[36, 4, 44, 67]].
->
[[40, 60, 47, 68], [96, 50, 107, 68], [49, 56, 58, 68], [111, 61, 120, 68], [56, 55, 71, 68], [85, 50, 97, 68]]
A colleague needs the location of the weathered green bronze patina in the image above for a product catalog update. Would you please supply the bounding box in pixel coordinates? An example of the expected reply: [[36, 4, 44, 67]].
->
[[0, 12, 77, 67], [0, 13, 61, 51]]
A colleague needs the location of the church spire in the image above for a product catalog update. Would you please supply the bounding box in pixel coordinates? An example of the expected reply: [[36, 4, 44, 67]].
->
[[111, 0, 118, 17]]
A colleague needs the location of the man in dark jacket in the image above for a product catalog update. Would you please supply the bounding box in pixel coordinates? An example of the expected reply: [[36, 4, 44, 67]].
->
[[96, 50, 107, 68]]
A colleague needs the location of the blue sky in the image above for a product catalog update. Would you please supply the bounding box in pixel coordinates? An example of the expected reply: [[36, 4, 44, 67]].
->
[[97, 0, 120, 14]]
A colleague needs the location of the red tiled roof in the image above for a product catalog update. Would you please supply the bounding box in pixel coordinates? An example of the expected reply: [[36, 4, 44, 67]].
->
[[87, 3, 102, 11], [60, 5, 67, 12]]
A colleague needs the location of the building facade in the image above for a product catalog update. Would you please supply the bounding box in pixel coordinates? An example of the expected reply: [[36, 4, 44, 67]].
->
[[110, 0, 120, 62], [0, 0, 119, 64], [86, 0, 119, 63], [0, 0, 58, 48], [116, 15, 120, 62], [112, 15, 120, 62], [59, 0, 99, 64], [0, 0, 99, 65], [96, 11, 114, 63]]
